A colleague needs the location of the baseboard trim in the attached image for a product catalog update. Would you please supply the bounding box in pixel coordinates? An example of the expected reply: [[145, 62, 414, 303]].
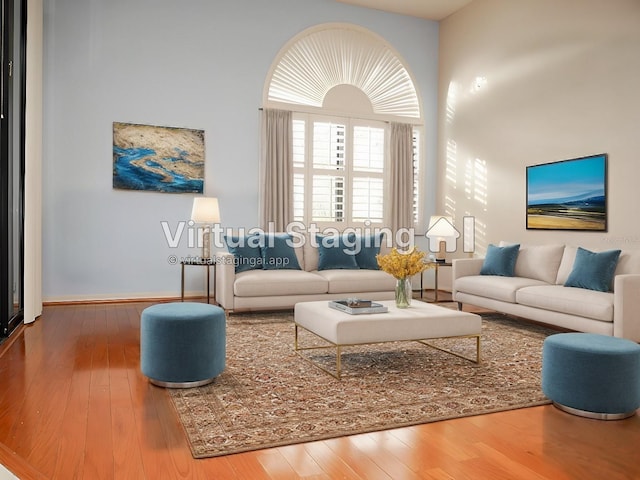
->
[[0, 322, 27, 358], [43, 295, 211, 307]]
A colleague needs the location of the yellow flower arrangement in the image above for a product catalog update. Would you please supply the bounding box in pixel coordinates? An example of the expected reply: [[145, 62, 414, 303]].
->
[[376, 247, 432, 279]]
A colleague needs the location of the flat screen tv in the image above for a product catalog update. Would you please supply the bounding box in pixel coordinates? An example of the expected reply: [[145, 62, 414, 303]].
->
[[526, 153, 607, 231]]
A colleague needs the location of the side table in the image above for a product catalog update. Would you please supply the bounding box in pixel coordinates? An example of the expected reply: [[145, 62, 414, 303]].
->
[[181, 258, 216, 304], [421, 261, 452, 303]]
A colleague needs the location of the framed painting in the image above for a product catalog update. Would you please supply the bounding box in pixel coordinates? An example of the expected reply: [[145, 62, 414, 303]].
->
[[113, 122, 205, 193], [526, 153, 607, 231]]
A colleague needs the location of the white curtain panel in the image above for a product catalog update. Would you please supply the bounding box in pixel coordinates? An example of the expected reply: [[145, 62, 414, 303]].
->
[[259, 109, 293, 231], [389, 122, 414, 234]]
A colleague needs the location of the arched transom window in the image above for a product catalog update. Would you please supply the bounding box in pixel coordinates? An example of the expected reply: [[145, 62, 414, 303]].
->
[[265, 23, 421, 120], [263, 24, 424, 229]]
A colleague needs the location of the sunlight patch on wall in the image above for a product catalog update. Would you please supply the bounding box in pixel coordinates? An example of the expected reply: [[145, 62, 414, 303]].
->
[[444, 195, 457, 220], [462, 215, 475, 253], [445, 139, 458, 187], [466, 157, 487, 211], [446, 81, 458, 124], [459, 208, 487, 255], [444, 139, 459, 246], [472, 216, 488, 253], [461, 156, 488, 254]]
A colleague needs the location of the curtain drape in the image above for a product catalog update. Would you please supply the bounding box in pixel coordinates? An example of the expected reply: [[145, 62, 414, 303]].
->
[[24, 0, 43, 324], [259, 109, 292, 231], [389, 122, 414, 235]]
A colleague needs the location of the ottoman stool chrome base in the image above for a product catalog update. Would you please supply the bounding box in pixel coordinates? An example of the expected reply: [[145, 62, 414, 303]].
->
[[552, 401, 637, 421], [149, 377, 216, 389]]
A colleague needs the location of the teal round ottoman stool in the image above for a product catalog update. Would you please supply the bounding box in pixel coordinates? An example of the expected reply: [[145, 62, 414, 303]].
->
[[141, 302, 226, 388], [542, 333, 640, 420]]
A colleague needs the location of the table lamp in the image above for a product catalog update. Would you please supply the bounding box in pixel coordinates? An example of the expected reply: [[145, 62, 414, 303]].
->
[[426, 215, 456, 262], [191, 197, 220, 260]]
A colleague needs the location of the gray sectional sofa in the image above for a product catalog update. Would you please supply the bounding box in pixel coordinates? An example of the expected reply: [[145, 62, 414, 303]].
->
[[453, 243, 640, 342]]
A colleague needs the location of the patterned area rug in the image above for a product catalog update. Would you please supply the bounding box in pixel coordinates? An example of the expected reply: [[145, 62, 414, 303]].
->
[[169, 310, 555, 458]]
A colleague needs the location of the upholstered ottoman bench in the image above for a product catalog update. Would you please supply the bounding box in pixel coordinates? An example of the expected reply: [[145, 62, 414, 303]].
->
[[140, 302, 226, 388], [295, 300, 481, 379], [542, 333, 640, 420]]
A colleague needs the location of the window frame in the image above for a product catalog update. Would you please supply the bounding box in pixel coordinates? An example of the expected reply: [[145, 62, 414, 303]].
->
[[293, 112, 422, 230]]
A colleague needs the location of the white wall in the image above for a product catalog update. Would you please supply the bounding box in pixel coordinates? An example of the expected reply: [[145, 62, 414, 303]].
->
[[438, 0, 640, 256], [42, 0, 439, 301]]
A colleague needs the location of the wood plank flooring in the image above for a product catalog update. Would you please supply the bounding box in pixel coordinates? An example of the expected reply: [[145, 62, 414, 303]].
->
[[0, 301, 638, 479]]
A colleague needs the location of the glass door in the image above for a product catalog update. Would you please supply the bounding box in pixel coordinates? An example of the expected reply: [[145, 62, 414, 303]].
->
[[1, 0, 26, 337]]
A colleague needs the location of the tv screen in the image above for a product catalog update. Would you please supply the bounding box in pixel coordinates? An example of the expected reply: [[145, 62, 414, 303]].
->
[[526, 153, 607, 231]]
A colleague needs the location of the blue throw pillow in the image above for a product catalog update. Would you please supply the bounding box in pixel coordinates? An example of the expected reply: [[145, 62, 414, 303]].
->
[[261, 233, 301, 270], [225, 234, 263, 273], [564, 247, 621, 292], [354, 233, 384, 270], [480, 244, 520, 276], [316, 233, 359, 270]]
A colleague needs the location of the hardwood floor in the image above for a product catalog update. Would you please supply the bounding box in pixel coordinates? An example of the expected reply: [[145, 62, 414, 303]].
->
[[0, 301, 638, 479]]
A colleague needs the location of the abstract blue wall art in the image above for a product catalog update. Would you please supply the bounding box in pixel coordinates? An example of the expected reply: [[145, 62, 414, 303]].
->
[[526, 153, 607, 231], [113, 122, 205, 194]]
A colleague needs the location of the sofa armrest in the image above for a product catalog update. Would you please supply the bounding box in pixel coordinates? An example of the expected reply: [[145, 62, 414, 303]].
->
[[215, 251, 236, 310], [452, 258, 484, 279], [452, 258, 484, 303], [613, 274, 640, 342]]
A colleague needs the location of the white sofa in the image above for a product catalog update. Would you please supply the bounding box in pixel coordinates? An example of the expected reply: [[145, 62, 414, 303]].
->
[[214, 234, 397, 312], [453, 244, 640, 342]]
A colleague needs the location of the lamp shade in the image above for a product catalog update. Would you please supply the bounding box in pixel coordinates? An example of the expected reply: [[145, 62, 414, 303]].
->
[[427, 215, 455, 238], [191, 197, 221, 223]]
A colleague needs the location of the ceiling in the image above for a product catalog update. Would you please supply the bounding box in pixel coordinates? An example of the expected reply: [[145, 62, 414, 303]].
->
[[335, 0, 473, 20]]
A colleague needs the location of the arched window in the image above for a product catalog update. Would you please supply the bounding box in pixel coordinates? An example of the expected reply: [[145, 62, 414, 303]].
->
[[263, 23, 423, 229]]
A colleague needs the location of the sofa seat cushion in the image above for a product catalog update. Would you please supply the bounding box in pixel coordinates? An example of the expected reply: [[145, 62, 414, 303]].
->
[[233, 270, 328, 297], [315, 269, 397, 294], [516, 285, 614, 322], [455, 275, 548, 303]]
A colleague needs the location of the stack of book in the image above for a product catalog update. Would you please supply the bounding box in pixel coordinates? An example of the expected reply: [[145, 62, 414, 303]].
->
[[328, 299, 388, 315]]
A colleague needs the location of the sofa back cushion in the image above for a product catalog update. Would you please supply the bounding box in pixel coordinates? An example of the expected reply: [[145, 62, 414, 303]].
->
[[555, 246, 577, 285], [303, 232, 320, 272], [615, 250, 640, 276], [499, 242, 565, 284]]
